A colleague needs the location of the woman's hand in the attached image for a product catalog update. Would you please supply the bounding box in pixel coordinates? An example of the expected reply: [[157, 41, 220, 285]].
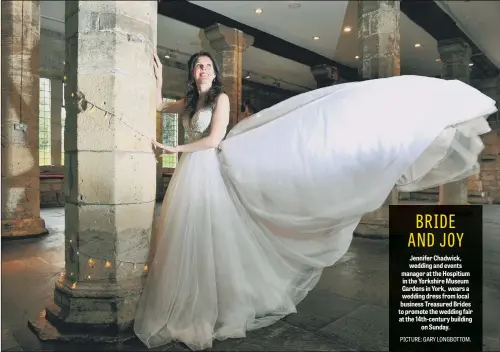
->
[[152, 139, 178, 154], [153, 49, 163, 88]]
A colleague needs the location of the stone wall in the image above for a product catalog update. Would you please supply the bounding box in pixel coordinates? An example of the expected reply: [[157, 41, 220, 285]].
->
[[466, 77, 499, 203], [40, 28, 64, 79], [470, 130, 500, 203], [40, 166, 63, 207], [40, 178, 64, 207]]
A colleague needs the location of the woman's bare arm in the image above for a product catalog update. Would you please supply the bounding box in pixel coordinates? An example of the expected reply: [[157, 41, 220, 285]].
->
[[153, 50, 185, 115], [157, 98, 185, 114]]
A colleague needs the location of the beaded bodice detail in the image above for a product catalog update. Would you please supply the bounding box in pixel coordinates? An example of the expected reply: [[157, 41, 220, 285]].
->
[[182, 108, 212, 143]]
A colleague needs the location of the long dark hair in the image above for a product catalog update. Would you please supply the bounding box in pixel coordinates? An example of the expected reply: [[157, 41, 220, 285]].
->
[[241, 100, 256, 114], [184, 51, 224, 118]]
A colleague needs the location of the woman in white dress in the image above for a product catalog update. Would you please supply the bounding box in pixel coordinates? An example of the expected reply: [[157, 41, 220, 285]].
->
[[134, 51, 497, 350]]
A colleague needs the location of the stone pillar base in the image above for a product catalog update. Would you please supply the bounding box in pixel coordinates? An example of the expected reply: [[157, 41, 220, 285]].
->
[[439, 182, 469, 205], [28, 279, 143, 343], [354, 218, 389, 238], [1, 218, 48, 238], [28, 303, 135, 344], [354, 189, 398, 239]]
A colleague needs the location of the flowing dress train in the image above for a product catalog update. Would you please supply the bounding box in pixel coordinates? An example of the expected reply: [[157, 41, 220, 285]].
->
[[134, 75, 497, 350]]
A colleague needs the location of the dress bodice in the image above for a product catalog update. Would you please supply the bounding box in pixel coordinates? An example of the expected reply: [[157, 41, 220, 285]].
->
[[182, 108, 213, 143]]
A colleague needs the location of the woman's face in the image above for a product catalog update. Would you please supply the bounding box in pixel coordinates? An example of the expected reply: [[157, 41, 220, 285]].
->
[[193, 56, 216, 84]]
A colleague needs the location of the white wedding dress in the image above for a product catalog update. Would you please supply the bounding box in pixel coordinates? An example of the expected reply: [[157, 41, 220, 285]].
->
[[134, 76, 496, 350]]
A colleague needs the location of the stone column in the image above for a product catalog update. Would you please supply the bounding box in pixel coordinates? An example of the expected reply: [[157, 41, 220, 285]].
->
[[357, 1, 400, 79], [29, 1, 158, 342], [437, 38, 472, 205], [204, 24, 254, 127], [50, 79, 63, 166], [1, 1, 48, 238], [311, 64, 339, 88], [355, 0, 400, 237]]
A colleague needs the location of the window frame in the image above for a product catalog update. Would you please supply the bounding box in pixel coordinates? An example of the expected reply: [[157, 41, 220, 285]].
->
[[160, 96, 185, 175], [39, 77, 52, 166]]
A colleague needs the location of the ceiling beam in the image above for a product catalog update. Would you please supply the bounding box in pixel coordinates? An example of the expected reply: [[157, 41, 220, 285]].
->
[[400, 0, 499, 79], [157, 0, 360, 81]]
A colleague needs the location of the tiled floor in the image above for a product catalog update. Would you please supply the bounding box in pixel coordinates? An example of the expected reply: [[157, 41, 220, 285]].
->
[[2, 205, 499, 351]]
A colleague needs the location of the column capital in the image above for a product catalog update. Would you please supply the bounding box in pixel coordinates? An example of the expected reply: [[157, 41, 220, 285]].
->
[[204, 23, 254, 52], [311, 64, 339, 88], [438, 38, 472, 64]]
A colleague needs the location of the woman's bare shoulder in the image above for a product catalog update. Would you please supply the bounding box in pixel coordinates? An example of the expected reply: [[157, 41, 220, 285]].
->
[[216, 93, 229, 105]]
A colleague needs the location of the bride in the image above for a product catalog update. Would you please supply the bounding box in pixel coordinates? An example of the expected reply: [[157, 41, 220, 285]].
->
[[134, 50, 496, 350]]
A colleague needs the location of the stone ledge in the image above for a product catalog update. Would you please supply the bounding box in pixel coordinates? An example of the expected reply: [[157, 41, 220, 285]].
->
[[354, 222, 389, 239], [1, 218, 49, 239], [28, 277, 146, 345], [28, 303, 135, 344]]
